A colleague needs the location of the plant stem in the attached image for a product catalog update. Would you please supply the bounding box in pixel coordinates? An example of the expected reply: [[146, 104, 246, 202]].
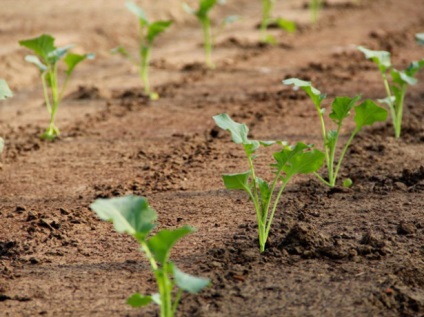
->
[[41, 72, 52, 115], [260, 0, 273, 42], [317, 110, 331, 180], [201, 18, 214, 69], [140, 46, 151, 96], [381, 73, 397, 136], [310, 0, 322, 23], [313, 172, 332, 187], [333, 129, 358, 184], [394, 85, 407, 138], [328, 125, 342, 186], [172, 289, 183, 315]]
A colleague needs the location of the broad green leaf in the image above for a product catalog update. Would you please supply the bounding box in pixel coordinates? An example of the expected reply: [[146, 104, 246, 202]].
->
[[213, 113, 250, 144], [0, 79, 13, 100], [405, 59, 424, 77], [90, 195, 157, 237], [275, 18, 296, 33], [19, 34, 56, 63], [127, 293, 152, 307], [273, 142, 309, 171], [242, 141, 260, 156], [357, 46, 391, 73], [198, 0, 218, 18], [48, 45, 74, 63], [64, 53, 94, 76], [354, 100, 388, 130], [283, 78, 326, 109], [0, 137, 4, 154], [147, 21, 173, 43], [329, 96, 361, 125], [126, 2, 149, 25], [282, 149, 325, 179], [147, 226, 195, 264], [173, 265, 210, 293], [24, 55, 47, 72], [391, 69, 417, 86], [223, 171, 251, 191], [416, 33, 424, 45]]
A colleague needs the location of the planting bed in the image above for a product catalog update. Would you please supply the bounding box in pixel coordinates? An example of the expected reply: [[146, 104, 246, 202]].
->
[[1, 0, 424, 316]]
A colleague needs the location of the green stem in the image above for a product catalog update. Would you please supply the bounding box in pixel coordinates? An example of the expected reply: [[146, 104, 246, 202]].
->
[[317, 109, 331, 180], [140, 46, 151, 96], [201, 18, 214, 69], [381, 73, 397, 135], [394, 85, 407, 138], [313, 172, 332, 187], [333, 129, 358, 185], [328, 125, 342, 186], [41, 72, 52, 115], [172, 289, 183, 316], [260, 0, 273, 42], [310, 0, 322, 23]]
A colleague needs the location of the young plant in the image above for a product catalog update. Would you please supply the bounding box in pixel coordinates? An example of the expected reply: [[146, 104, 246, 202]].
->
[[19, 34, 93, 140], [283, 78, 388, 187], [213, 113, 324, 252], [0, 79, 13, 153], [417, 33, 424, 45], [90, 195, 210, 317], [112, 2, 172, 100], [358, 46, 424, 138], [260, 0, 296, 44], [310, 0, 323, 23]]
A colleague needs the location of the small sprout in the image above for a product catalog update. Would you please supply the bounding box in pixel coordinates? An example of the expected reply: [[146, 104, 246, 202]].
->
[[0, 79, 12, 153], [113, 2, 172, 100], [213, 113, 324, 252], [260, 0, 296, 44], [310, 0, 323, 23], [19, 34, 94, 140], [343, 178, 353, 188], [90, 196, 210, 317], [184, 0, 236, 68], [416, 33, 424, 46], [283, 78, 388, 188], [358, 45, 424, 138]]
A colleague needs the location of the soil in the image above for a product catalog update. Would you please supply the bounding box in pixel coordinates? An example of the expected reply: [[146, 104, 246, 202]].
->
[[1, 0, 424, 316]]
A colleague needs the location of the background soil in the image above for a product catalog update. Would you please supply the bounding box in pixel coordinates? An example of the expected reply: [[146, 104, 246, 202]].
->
[[1, 0, 424, 316]]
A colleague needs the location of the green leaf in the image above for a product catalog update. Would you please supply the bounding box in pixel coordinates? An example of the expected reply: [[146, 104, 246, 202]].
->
[[274, 18, 296, 33], [222, 171, 251, 191], [416, 33, 424, 45], [48, 45, 74, 63], [377, 96, 395, 107], [326, 130, 338, 150], [64, 53, 94, 76], [256, 177, 271, 208], [147, 226, 195, 264], [127, 293, 152, 307], [357, 46, 391, 73], [173, 265, 210, 293], [391, 69, 417, 86], [0, 137, 4, 154], [151, 293, 161, 305], [197, 0, 218, 18], [0, 79, 13, 100], [90, 195, 157, 237], [405, 59, 424, 77], [283, 78, 326, 109], [213, 113, 250, 144], [354, 100, 388, 130], [282, 148, 325, 179], [273, 142, 309, 171], [24, 55, 47, 72], [329, 96, 361, 125], [19, 34, 56, 63], [126, 2, 149, 25], [147, 21, 173, 43]]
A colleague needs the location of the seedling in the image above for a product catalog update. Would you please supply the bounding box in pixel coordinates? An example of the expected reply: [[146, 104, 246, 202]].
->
[[183, 0, 237, 68], [358, 46, 424, 138], [112, 2, 172, 100], [0, 79, 13, 153], [283, 78, 388, 187], [417, 33, 424, 46], [90, 195, 210, 317], [310, 0, 323, 23], [260, 0, 296, 44], [213, 113, 324, 252], [19, 34, 93, 140]]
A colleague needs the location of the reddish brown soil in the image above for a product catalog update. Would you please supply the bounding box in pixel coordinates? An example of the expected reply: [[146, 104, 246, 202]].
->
[[1, 0, 424, 316]]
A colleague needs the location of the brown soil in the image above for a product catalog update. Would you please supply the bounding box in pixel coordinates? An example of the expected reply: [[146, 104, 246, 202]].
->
[[1, 0, 424, 316]]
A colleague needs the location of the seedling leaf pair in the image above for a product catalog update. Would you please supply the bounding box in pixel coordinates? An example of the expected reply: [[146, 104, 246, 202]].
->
[[19, 34, 93, 140], [358, 45, 424, 138], [90, 196, 209, 317], [283, 78, 387, 187], [213, 113, 324, 252], [259, 0, 296, 44]]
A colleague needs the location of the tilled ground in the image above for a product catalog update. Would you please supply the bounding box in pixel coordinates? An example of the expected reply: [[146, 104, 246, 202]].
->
[[1, 0, 424, 316]]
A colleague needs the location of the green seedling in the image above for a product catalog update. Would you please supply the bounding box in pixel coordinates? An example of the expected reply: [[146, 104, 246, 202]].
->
[[90, 195, 210, 317], [358, 46, 424, 138], [183, 0, 237, 68], [112, 2, 172, 100], [260, 0, 296, 44], [0, 79, 13, 153], [213, 113, 324, 252], [19, 34, 93, 140], [417, 33, 424, 45], [283, 78, 388, 187], [310, 0, 323, 23]]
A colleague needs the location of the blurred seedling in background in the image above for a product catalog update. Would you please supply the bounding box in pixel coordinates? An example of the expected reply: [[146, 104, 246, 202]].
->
[[183, 0, 238, 69], [283, 78, 388, 188], [91, 196, 210, 317], [213, 113, 324, 252], [0, 79, 13, 153], [112, 2, 172, 100], [260, 0, 296, 44], [416, 33, 424, 45], [358, 46, 424, 138], [19, 34, 93, 140], [309, 0, 323, 23]]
